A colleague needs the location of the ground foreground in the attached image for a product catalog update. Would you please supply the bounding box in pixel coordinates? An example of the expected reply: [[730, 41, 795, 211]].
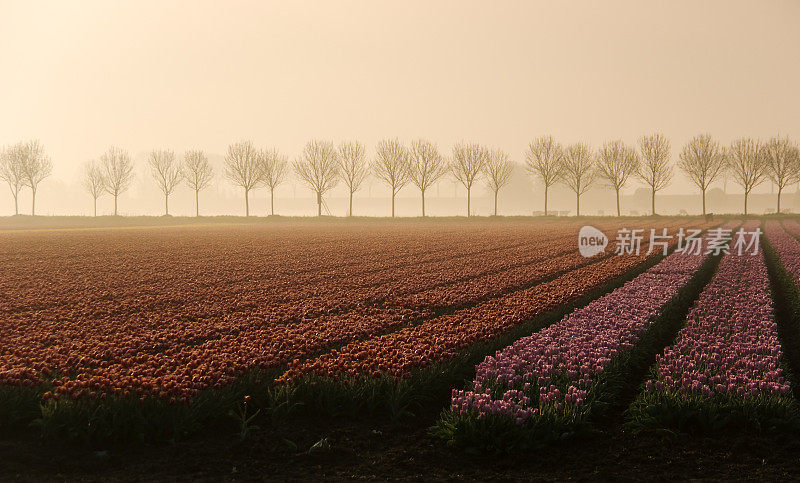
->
[[4, 217, 800, 480], [4, 413, 800, 480]]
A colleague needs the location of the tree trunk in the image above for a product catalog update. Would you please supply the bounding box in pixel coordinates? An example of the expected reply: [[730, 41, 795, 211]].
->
[[245, 188, 250, 216], [271, 188, 275, 216], [348, 191, 353, 217], [544, 185, 548, 216], [31, 187, 36, 215], [13, 192, 18, 215], [615, 188, 620, 217], [576, 192, 580, 217], [702, 189, 706, 216], [165, 193, 169, 216], [195, 189, 199, 217], [494, 189, 498, 216], [744, 190, 748, 215], [651, 188, 656, 215], [421, 189, 426, 217], [317, 192, 322, 217], [93, 196, 97, 217], [391, 191, 395, 218], [467, 187, 471, 217], [778, 186, 783, 214], [114, 193, 118, 216]]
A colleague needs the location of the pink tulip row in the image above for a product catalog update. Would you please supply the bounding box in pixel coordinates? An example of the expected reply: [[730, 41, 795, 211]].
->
[[450, 225, 735, 425], [780, 219, 800, 240], [767, 220, 800, 278], [641, 221, 790, 401]]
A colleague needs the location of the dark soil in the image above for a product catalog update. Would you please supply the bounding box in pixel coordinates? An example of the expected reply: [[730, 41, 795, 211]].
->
[[3, 411, 800, 481]]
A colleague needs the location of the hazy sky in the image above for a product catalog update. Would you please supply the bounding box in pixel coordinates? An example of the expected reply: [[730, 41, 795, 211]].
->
[[1, 0, 799, 215]]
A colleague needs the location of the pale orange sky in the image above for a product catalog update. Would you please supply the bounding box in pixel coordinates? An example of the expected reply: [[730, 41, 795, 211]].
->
[[1, 0, 799, 215]]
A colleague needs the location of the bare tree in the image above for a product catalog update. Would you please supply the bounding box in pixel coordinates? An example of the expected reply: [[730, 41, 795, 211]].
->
[[17, 140, 52, 215], [451, 142, 488, 217], [258, 148, 289, 216], [148, 149, 182, 216], [337, 141, 368, 217], [182, 150, 214, 217], [678, 134, 726, 216], [727, 138, 767, 215], [596, 140, 639, 217], [637, 133, 673, 215], [294, 140, 339, 216], [483, 148, 514, 216], [525, 136, 564, 216], [408, 139, 448, 217], [0, 144, 26, 215], [224, 140, 261, 216], [764, 136, 800, 214], [100, 146, 135, 216], [373, 139, 411, 217], [560, 143, 595, 216], [82, 160, 105, 216]]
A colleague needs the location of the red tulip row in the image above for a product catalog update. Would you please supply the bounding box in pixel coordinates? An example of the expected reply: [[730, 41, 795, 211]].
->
[[0, 222, 582, 399], [1, 222, 582, 325], [388, 220, 694, 310]]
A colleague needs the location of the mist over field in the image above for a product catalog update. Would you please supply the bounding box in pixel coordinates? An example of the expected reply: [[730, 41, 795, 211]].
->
[[2, 0, 800, 217], [16, 165, 800, 218]]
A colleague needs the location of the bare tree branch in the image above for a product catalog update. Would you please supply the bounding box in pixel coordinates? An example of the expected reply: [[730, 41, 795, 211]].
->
[[224, 140, 261, 216], [294, 140, 339, 216], [408, 139, 448, 217], [337, 141, 368, 217], [727, 138, 767, 215], [82, 160, 105, 216], [451, 142, 488, 217], [18, 140, 52, 215], [483, 148, 513, 216], [372, 138, 411, 217], [764, 135, 800, 214], [596, 140, 639, 216], [560, 142, 595, 216], [148, 149, 182, 216], [182, 150, 214, 217], [525, 136, 564, 216], [258, 148, 289, 216], [637, 133, 672, 215], [100, 146, 135, 216], [678, 134, 726, 215], [0, 144, 27, 215]]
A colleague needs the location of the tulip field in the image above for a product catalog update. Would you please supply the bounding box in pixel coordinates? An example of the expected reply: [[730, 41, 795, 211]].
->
[[627, 220, 797, 432], [7, 217, 800, 462], [436, 222, 737, 449]]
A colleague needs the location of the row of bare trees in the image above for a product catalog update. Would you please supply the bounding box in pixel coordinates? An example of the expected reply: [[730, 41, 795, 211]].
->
[[0, 141, 52, 215], [4, 135, 799, 217], [224, 139, 513, 217], [525, 135, 670, 217], [722, 136, 800, 214], [81, 148, 214, 216], [525, 134, 800, 216]]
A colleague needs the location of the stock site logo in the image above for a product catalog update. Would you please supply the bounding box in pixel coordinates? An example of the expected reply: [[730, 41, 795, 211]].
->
[[578, 225, 608, 257]]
